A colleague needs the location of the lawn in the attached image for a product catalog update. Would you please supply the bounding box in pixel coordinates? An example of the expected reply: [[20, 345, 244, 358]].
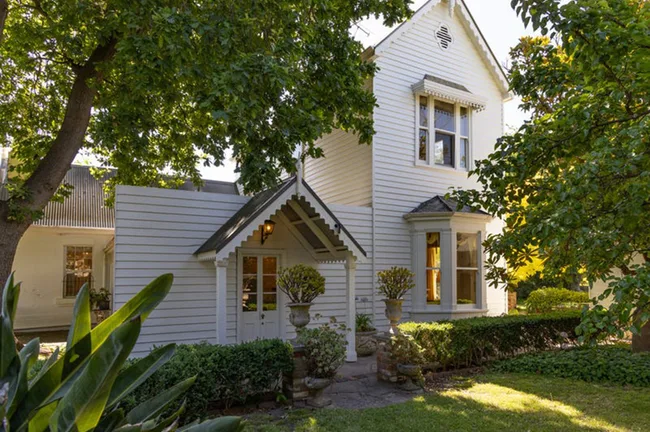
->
[[245, 373, 650, 431]]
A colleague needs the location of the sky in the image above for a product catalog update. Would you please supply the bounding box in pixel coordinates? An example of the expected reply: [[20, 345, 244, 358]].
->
[[201, 0, 536, 182]]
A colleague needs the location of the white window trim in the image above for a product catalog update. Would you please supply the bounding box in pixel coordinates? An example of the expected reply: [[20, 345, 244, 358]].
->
[[414, 94, 472, 172], [63, 244, 94, 299], [456, 232, 481, 306]]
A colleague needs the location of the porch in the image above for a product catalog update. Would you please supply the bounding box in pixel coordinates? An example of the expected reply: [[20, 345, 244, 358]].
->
[[194, 175, 367, 361]]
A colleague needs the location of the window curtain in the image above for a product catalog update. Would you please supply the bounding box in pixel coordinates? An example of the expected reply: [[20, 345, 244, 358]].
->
[[426, 233, 440, 303]]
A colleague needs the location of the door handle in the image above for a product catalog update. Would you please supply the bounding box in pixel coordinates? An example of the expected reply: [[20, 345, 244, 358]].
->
[[261, 313, 265, 319]]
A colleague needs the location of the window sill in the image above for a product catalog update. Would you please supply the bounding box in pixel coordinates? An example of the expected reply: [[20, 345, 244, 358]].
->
[[414, 162, 470, 176], [55, 298, 76, 306]]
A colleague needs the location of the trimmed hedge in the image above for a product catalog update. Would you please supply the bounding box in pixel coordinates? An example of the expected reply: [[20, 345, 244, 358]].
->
[[493, 345, 650, 386], [123, 339, 293, 423], [525, 288, 589, 313], [399, 311, 581, 369]]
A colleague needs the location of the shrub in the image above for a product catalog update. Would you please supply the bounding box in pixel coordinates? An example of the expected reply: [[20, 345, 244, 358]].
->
[[297, 323, 347, 379], [493, 345, 650, 386], [124, 339, 293, 422], [399, 311, 581, 369], [391, 333, 426, 366], [377, 266, 415, 300], [513, 271, 562, 300], [525, 288, 589, 313], [277, 264, 325, 303], [355, 313, 375, 332]]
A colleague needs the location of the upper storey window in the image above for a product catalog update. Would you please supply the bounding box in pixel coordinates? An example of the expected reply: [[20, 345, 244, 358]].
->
[[417, 96, 469, 170], [412, 75, 487, 171]]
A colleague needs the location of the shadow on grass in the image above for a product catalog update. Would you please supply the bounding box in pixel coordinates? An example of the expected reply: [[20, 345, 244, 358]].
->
[[244, 373, 650, 432]]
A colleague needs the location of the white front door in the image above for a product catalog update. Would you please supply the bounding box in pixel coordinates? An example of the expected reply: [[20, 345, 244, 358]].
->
[[240, 255, 280, 342]]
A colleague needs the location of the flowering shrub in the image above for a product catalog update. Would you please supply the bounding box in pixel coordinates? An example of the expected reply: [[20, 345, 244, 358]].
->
[[297, 322, 347, 379], [277, 264, 326, 303], [377, 266, 415, 300], [525, 288, 589, 313]]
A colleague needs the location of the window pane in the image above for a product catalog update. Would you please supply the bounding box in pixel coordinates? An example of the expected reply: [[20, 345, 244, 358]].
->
[[243, 256, 257, 274], [460, 107, 469, 136], [457, 270, 477, 304], [64, 246, 92, 297], [435, 100, 455, 132], [419, 96, 429, 127], [434, 132, 454, 166], [457, 233, 478, 268], [262, 256, 277, 274], [426, 233, 441, 268], [263, 275, 277, 293], [243, 275, 257, 296], [419, 129, 429, 161], [426, 269, 441, 304], [460, 138, 469, 169]]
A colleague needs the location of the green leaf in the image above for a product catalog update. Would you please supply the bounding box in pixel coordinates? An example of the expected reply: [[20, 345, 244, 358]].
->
[[6, 338, 40, 416], [107, 343, 176, 408], [123, 376, 196, 426], [179, 416, 242, 432], [1, 273, 20, 378], [49, 317, 142, 432], [94, 408, 125, 432], [64, 283, 92, 375]]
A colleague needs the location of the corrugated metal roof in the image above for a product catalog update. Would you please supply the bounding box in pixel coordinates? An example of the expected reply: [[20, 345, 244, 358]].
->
[[1, 165, 239, 229]]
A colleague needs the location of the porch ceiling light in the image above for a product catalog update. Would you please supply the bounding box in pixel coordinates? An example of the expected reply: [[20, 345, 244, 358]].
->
[[261, 219, 276, 245]]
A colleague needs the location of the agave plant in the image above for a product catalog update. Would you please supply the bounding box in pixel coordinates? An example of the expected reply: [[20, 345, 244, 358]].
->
[[0, 273, 241, 432]]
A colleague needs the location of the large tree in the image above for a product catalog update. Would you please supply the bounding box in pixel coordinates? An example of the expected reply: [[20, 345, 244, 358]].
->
[[0, 0, 412, 290], [453, 0, 650, 350]]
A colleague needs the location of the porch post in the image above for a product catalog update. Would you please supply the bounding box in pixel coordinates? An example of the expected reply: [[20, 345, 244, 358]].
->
[[215, 259, 229, 345], [345, 252, 357, 362]]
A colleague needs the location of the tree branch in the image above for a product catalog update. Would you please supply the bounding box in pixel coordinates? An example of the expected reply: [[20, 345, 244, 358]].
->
[[0, 0, 8, 43], [16, 36, 118, 218]]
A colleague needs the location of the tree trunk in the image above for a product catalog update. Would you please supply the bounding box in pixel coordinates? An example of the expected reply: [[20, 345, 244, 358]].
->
[[0, 0, 8, 43], [632, 321, 650, 353], [0, 214, 29, 294]]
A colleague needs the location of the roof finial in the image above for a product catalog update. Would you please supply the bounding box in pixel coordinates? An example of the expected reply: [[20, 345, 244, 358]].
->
[[449, 0, 456, 17], [295, 157, 303, 196]]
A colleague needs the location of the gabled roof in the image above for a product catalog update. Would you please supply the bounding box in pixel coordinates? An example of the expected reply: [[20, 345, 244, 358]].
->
[[406, 195, 490, 217], [371, 0, 510, 96], [194, 176, 367, 262]]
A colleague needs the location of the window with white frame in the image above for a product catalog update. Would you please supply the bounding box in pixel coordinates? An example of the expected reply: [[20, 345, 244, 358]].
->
[[425, 233, 441, 304], [416, 96, 471, 170], [456, 232, 479, 304], [64, 246, 93, 298]]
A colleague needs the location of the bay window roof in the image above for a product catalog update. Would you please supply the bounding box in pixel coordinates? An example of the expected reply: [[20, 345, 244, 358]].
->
[[405, 195, 490, 219]]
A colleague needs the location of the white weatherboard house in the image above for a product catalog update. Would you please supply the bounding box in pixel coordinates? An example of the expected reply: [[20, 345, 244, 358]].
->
[[113, 0, 511, 359]]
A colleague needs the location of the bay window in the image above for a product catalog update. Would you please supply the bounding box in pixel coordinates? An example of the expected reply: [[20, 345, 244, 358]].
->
[[456, 233, 479, 304], [425, 233, 441, 304]]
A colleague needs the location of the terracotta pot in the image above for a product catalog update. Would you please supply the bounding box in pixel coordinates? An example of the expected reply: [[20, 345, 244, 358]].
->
[[355, 330, 378, 357], [383, 299, 403, 334], [288, 302, 312, 331], [304, 377, 332, 407], [397, 363, 422, 392]]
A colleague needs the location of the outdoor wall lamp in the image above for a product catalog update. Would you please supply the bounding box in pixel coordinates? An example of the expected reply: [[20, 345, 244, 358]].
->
[[261, 219, 276, 245]]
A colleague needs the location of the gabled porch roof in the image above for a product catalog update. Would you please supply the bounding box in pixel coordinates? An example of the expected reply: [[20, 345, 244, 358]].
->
[[194, 176, 367, 263]]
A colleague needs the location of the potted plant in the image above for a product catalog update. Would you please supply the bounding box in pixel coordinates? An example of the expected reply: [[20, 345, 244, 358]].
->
[[89, 287, 111, 323], [297, 321, 347, 407], [377, 267, 415, 334], [355, 313, 377, 357], [391, 333, 426, 391], [277, 264, 325, 332]]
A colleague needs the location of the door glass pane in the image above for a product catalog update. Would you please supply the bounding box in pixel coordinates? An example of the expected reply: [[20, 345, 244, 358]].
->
[[243, 294, 258, 311], [263, 275, 277, 293], [457, 270, 477, 304], [243, 256, 257, 274], [434, 132, 454, 166], [460, 107, 469, 136], [262, 256, 277, 274], [435, 100, 455, 132], [262, 294, 277, 311], [457, 233, 478, 268], [419, 96, 429, 127], [419, 129, 429, 161]]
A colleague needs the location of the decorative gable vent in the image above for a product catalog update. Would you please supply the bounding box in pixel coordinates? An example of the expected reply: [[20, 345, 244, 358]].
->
[[435, 24, 453, 50]]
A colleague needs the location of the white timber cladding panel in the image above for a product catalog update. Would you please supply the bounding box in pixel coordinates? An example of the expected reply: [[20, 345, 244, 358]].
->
[[372, 3, 508, 317], [304, 129, 372, 207], [114, 185, 249, 356]]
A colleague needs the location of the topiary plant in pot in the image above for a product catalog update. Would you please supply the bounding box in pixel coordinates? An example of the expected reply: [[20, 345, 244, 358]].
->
[[355, 313, 377, 357], [277, 264, 325, 333], [296, 321, 347, 407], [377, 266, 415, 334], [391, 333, 426, 391]]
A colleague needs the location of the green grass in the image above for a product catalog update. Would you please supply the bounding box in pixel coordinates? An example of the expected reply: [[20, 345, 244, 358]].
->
[[244, 373, 650, 431]]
